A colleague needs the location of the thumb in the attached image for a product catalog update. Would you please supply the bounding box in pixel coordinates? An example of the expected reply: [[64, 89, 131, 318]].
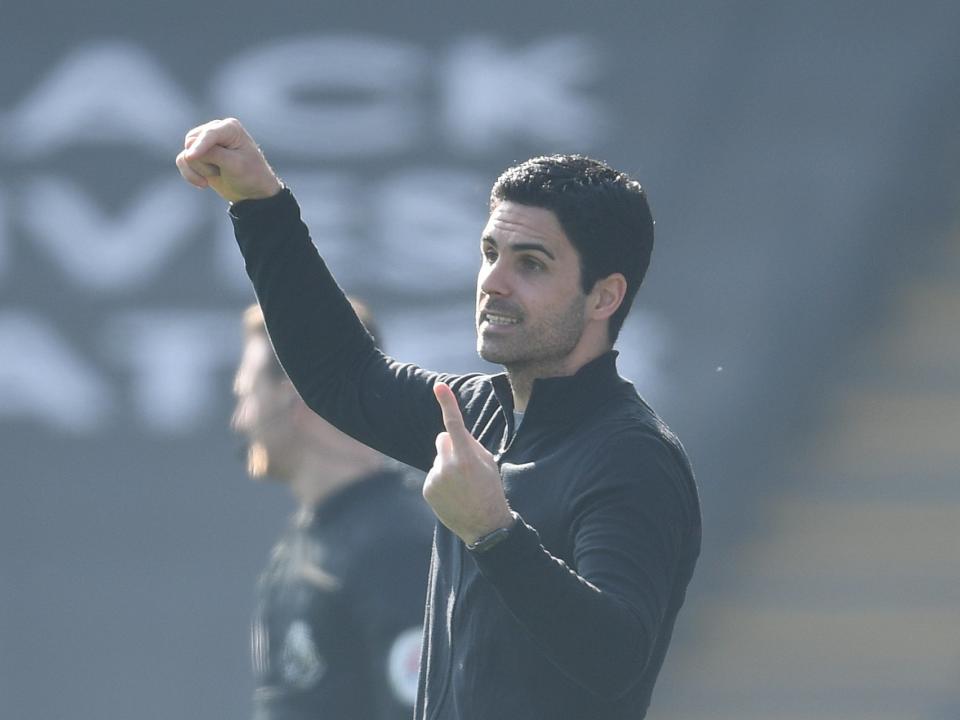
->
[[194, 144, 233, 176]]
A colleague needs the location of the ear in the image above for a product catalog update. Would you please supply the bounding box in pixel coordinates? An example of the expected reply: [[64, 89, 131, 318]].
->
[[587, 272, 627, 321]]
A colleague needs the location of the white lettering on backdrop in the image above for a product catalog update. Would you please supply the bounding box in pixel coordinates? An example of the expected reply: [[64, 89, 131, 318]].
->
[[105, 312, 242, 432], [213, 36, 427, 157], [0, 187, 7, 282], [0, 34, 673, 435], [0, 312, 113, 433], [3, 41, 194, 158], [442, 36, 604, 151], [21, 177, 205, 291]]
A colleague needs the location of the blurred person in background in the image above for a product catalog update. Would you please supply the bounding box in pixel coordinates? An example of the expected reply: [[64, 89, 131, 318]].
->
[[233, 301, 433, 720], [181, 118, 701, 720]]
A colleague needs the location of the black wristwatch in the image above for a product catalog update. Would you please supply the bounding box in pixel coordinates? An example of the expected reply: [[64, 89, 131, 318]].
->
[[466, 512, 518, 553]]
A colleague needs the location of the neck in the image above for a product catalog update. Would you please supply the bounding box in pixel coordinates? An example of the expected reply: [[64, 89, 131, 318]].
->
[[289, 448, 385, 509], [505, 345, 609, 411]]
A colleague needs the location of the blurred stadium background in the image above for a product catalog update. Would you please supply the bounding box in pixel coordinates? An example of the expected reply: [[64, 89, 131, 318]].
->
[[1, 1, 958, 718]]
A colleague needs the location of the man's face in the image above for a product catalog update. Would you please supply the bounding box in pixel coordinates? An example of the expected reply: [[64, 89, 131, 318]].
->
[[476, 201, 588, 371], [231, 334, 297, 479]]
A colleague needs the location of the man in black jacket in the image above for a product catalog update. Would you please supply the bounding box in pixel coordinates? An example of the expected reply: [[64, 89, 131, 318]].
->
[[233, 303, 434, 720], [178, 118, 701, 720]]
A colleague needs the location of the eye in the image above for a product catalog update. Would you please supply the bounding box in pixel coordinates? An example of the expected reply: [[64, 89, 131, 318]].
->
[[519, 256, 545, 272], [482, 247, 498, 263]]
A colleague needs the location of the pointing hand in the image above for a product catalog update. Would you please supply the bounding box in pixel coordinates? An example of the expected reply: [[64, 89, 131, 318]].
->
[[423, 383, 514, 545]]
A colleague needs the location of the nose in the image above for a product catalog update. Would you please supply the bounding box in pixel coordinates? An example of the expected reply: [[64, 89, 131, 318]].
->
[[479, 258, 510, 298]]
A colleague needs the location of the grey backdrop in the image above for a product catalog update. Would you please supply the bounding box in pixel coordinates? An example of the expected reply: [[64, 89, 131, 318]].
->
[[2, 1, 959, 718]]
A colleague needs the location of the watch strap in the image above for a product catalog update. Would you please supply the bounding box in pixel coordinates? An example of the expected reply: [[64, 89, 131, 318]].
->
[[466, 512, 518, 553]]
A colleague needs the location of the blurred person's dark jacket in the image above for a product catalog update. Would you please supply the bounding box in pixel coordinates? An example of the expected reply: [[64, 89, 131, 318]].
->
[[252, 466, 433, 720]]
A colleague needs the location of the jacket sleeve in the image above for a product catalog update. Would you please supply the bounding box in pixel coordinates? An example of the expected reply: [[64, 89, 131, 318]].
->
[[471, 429, 699, 698], [230, 188, 452, 472]]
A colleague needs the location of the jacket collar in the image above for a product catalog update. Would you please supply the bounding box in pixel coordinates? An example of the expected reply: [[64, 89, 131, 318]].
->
[[302, 466, 401, 524], [489, 350, 626, 428]]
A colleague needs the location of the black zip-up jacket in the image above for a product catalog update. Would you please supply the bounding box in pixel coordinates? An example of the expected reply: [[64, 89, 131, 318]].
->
[[252, 468, 434, 720], [231, 189, 702, 720]]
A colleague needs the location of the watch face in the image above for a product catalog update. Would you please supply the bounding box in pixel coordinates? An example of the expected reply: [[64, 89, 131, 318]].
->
[[468, 526, 510, 552]]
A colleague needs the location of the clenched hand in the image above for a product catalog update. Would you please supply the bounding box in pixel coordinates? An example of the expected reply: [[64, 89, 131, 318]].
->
[[175, 118, 283, 203]]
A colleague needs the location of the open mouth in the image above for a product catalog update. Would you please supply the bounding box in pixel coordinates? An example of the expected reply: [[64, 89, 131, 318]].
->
[[480, 310, 521, 327]]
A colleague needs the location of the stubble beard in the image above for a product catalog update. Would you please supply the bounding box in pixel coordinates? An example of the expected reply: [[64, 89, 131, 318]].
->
[[477, 295, 587, 377]]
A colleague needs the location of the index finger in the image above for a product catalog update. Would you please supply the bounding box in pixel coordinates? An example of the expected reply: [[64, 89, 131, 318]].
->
[[433, 382, 469, 444], [176, 149, 210, 188], [183, 126, 203, 149], [184, 119, 240, 161]]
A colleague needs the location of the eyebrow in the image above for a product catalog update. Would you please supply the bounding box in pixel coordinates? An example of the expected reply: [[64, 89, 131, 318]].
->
[[482, 235, 556, 261]]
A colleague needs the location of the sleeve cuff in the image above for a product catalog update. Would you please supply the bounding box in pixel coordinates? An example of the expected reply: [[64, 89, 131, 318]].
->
[[228, 185, 294, 220], [469, 512, 543, 576]]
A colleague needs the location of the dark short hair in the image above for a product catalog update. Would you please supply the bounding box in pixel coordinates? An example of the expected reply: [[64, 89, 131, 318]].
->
[[243, 297, 381, 379], [490, 155, 654, 344]]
